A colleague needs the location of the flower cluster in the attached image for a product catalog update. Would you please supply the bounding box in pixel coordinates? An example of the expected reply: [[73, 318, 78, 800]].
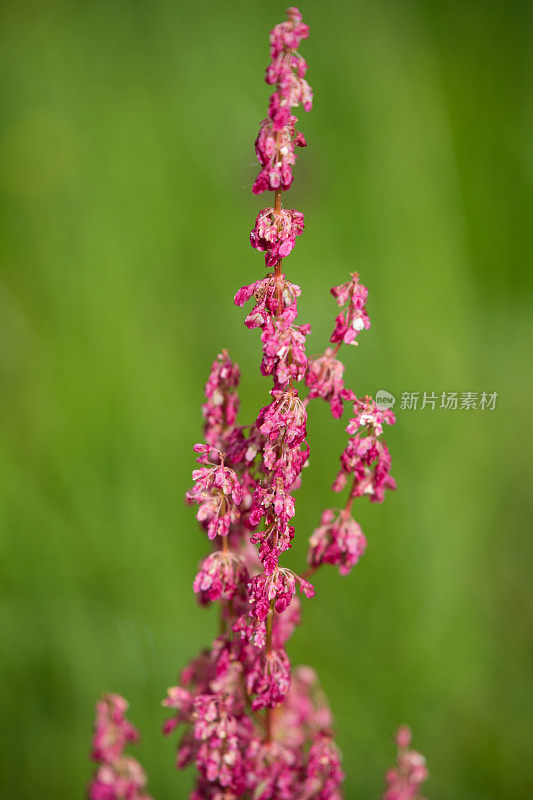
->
[[253, 116, 307, 194], [186, 445, 243, 539], [308, 509, 367, 576], [306, 347, 347, 418], [306, 272, 395, 584], [250, 206, 305, 267], [330, 272, 370, 346], [193, 551, 249, 605], [382, 726, 429, 800], [333, 395, 396, 503], [253, 7, 312, 195], [235, 272, 311, 389], [163, 650, 343, 799], [90, 9, 429, 800], [89, 694, 152, 800], [202, 350, 240, 449]]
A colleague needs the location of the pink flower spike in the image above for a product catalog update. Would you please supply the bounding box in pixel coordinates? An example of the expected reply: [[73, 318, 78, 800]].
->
[[382, 727, 429, 800], [330, 272, 371, 346], [308, 509, 367, 575], [88, 694, 153, 800], [250, 207, 305, 267]]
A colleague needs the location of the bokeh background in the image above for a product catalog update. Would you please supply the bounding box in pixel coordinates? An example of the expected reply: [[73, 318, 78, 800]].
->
[[1, 0, 532, 798]]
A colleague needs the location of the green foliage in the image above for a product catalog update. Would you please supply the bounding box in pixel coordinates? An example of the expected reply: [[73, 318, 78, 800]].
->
[[0, 1, 531, 798]]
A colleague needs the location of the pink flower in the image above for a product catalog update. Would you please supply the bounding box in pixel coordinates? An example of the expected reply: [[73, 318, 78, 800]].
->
[[91, 694, 139, 764], [190, 693, 252, 792], [257, 390, 307, 448], [233, 613, 268, 650], [333, 437, 396, 503], [87, 10, 414, 800], [202, 350, 240, 449], [346, 395, 396, 437], [330, 272, 371, 346], [246, 647, 292, 710], [306, 349, 347, 418], [303, 733, 345, 800], [382, 727, 429, 800], [269, 8, 309, 60], [260, 319, 310, 388], [161, 686, 194, 736], [253, 116, 307, 195], [263, 438, 309, 490], [234, 271, 301, 328], [332, 393, 396, 503], [265, 7, 313, 133], [89, 694, 153, 800], [396, 725, 412, 749], [250, 207, 305, 267], [248, 568, 315, 621], [193, 551, 249, 604], [186, 447, 243, 539], [308, 509, 367, 575], [244, 738, 300, 799], [89, 759, 151, 800]]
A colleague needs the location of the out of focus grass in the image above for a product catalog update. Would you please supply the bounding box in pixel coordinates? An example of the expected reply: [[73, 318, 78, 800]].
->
[[0, 1, 532, 798]]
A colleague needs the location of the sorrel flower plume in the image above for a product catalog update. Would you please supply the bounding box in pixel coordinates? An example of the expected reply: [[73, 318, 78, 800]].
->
[[382, 727, 429, 800], [88, 8, 430, 799], [89, 694, 153, 800]]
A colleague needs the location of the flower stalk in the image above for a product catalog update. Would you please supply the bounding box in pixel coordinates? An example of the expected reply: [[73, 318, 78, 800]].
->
[[88, 8, 430, 799]]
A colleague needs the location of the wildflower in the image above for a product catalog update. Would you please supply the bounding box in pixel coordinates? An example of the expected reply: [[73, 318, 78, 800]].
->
[[248, 568, 314, 621], [250, 207, 305, 267], [90, 9, 420, 800], [256, 390, 307, 447], [303, 733, 345, 800], [330, 272, 370, 345], [246, 647, 292, 709], [308, 509, 367, 575], [91, 694, 139, 764], [186, 446, 243, 539], [260, 319, 310, 388], [382, 726, 429, 800], [253, 116, 307, 195], [89, 694, 153, 800], [234, 272, 301, 329], [202, 351, 240, 449], [346, 395, 396, 437], [306, 348, 347, 418], [333, 434, 396, 502], [193, 551, 249, 604]]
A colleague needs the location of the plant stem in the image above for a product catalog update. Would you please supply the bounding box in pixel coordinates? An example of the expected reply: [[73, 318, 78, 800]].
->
[[274, 186, 284, 315], [265, 607, 275, 742]]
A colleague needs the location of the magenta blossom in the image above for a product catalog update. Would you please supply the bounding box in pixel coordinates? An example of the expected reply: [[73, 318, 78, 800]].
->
[[193, 551, 249, 604], [308, 509, 367, 575], [250, 207, 305, 267], [90, 9, 429, 800], [202, 350, 240, 449], [246, 647, 292, 710], [330, 272, 370, 345], [382, 726, 429, 800], [306, 348, 347, 418], [89, 694, 153, 800], [253, 115, 307, 195], [186, 446, 243, 539], [234, 272, 301, 329]]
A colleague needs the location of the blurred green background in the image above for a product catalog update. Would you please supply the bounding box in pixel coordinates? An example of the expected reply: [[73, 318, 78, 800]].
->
[[1, 0, 531, 798]]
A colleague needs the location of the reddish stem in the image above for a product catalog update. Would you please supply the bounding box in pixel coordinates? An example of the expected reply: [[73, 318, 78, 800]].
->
[[264, 607, 275, 742], [274, 187, 284, 316]]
